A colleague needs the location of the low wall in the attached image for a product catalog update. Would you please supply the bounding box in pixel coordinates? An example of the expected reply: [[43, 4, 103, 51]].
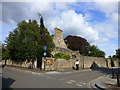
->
[[42, 57, 75, 71], [42, 56, 113, 71], [2, 59, 37, 68], [107, 59, 120, 67], [2, 57, 119, 71], [82, 56, 106, 68]]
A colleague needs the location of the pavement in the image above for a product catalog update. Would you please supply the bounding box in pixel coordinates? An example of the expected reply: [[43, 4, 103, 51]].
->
[[91, 70, 120, 90]]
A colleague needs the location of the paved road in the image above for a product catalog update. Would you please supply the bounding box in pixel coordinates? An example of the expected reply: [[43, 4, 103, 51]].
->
[[2, 67, 117, 88]]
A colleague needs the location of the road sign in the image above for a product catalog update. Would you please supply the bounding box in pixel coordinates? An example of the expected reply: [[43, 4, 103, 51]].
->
[[46, 59, 53, 65], [44, 46, 47, 50], [44, 52, 46, 56]]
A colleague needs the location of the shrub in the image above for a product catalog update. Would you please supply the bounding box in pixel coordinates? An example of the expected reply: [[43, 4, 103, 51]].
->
[[54, 53, 71, 60]]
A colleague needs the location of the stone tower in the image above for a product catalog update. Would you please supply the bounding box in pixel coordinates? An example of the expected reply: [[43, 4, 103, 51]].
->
[[53, 28, 67, 48]]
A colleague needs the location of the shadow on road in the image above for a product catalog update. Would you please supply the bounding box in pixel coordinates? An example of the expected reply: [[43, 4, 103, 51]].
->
[[2, 77, 15, 89], [91, 67, 120, 76]]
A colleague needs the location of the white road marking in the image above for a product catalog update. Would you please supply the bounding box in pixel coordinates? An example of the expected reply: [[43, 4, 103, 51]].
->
[[66, 81, 73, 84], [69, 80, 76, 82], [76, 84, 83, 87], [46, 71, 61, 74]]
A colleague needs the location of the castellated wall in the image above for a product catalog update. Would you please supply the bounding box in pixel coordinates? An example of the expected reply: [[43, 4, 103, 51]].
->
[[53, 28, 67, 48]]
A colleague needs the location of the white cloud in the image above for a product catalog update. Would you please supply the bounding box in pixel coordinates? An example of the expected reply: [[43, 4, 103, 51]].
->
[[45, 10, 99, 43], [95, 2, 118, 17], [90, 2, 118, 45]]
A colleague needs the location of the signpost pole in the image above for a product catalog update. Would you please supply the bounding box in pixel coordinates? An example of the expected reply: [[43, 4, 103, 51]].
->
[[43, 46, 47, 71], [44, 57, 46, 70]]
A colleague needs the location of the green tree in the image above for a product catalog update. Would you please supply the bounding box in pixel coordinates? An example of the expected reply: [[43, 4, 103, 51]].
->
[[2, 44, 9, 66], [5, 17, 54, 63], [2, 44, 9, 60], [39, 17, 55, 57], [88, 45, 105, 57]]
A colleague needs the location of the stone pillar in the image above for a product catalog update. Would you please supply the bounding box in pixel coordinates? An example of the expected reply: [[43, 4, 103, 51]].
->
[[34, 60, 37, 68], [53, 28, 67, 48]]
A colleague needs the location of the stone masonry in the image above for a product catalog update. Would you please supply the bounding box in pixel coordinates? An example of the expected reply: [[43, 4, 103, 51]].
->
[[53, 28, 67, 48]]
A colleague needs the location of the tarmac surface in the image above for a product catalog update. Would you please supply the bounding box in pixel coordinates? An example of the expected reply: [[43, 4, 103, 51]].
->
[[1, 65, 120, 89]]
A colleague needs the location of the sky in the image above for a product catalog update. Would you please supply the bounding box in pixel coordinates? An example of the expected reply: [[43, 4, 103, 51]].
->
[[1, 0, 119, 57]]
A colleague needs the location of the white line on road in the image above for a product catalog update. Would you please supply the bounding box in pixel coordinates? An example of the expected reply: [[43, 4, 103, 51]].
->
[[69, 80, 76, 82], [66, 81, 73, 84], [76, 84, 83, 87]]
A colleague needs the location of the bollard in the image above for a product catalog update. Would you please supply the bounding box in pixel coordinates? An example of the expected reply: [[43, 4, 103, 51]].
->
[[116, 72, 120, 87], [112, 68, 114, 78]]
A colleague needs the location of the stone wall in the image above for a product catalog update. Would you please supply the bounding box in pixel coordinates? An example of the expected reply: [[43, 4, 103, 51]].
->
[[42, 57, 56, 70], [106, 59, 120, 68], [2, 57, 119, 71], [42, 57, 74, 71], [42, 56, 108, 71], [51, 46, 73, 56], [2, 59, 37, 68], [57, 59, 73, 71], [81, 56, 106, 68]]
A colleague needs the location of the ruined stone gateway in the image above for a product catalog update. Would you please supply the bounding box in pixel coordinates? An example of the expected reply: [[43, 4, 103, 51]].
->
[[53, 28, 67, 49], [51, 28, 75, 56]]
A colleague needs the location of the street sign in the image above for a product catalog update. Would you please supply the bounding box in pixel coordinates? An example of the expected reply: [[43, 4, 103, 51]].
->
[[44, 52, 46, 56], [46, 59, 53, 65], [44, 46, 47, 50]]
